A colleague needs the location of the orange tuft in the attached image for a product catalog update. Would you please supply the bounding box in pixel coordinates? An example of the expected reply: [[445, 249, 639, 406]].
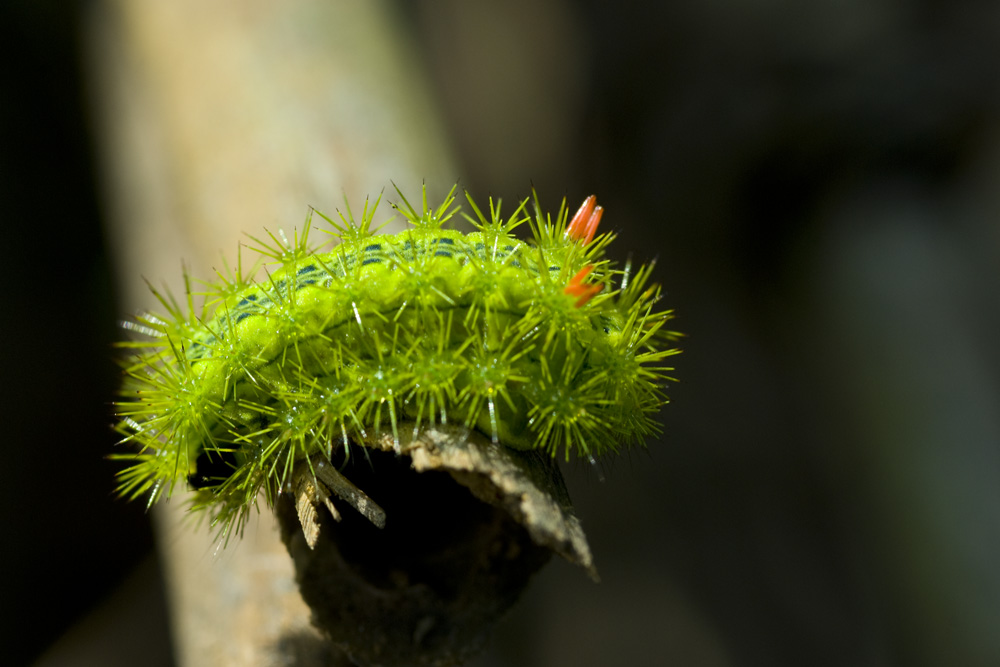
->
[[566, 195, 603, 245], [564, 264, 603, 308]]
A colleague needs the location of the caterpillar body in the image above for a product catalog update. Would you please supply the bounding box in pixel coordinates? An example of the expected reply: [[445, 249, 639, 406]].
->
[[114, 187, 679, 535]]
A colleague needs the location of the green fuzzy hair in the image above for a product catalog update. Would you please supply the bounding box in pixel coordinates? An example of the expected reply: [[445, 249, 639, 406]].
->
[[113, 185, 679, 537]]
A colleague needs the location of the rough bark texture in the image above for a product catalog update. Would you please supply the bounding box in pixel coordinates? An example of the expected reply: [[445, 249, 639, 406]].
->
[[279, 425, 595, 667]]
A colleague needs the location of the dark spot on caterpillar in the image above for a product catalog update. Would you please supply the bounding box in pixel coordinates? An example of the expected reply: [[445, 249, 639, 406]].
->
[[503, 245, 514, 251], [298, 279, 318, 287], [235, 312, 251, 323], [364, 243, 382, 252], [475, 242, 485, 249], [396, 240, 416, 261], [237, 294, 257, 307], [548, 266, 558, 271], [188, 447, 240, 489], [436, 237, 455, 245], [297, 265, 318, 275], [434, 250, 453, 257], [362, 257, 382, 266]]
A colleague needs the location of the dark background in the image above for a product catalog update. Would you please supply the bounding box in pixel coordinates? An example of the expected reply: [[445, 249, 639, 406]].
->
[[1, 2, 168, 666], [4, 1, 1000, 665]]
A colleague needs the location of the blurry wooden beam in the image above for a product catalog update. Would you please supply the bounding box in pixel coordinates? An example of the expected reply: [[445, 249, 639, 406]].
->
[[86, 1, 456, 665]]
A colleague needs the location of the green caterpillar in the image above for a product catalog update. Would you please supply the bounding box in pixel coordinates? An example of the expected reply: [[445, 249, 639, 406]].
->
[[114, 186, 678, 535]]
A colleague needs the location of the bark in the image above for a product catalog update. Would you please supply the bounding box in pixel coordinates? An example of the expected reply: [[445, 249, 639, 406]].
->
[[279, 425, 595, 666]]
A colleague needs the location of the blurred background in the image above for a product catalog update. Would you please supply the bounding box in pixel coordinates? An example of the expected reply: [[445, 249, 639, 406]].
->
[[3, 1, 1000, 665]]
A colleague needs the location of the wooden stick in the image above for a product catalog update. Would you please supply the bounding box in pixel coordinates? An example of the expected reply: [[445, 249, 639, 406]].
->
[[88, 1, 455, 664]]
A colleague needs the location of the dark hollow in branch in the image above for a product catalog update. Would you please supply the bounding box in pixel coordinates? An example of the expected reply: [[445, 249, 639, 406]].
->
[[277, 443, 556, 667]]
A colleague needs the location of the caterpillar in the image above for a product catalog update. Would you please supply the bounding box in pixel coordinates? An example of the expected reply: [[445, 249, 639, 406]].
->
[[113, 186, 679, 536]]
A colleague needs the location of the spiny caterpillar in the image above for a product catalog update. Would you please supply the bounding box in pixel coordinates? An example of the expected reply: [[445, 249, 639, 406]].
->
[[114, 186, 679, 536]]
